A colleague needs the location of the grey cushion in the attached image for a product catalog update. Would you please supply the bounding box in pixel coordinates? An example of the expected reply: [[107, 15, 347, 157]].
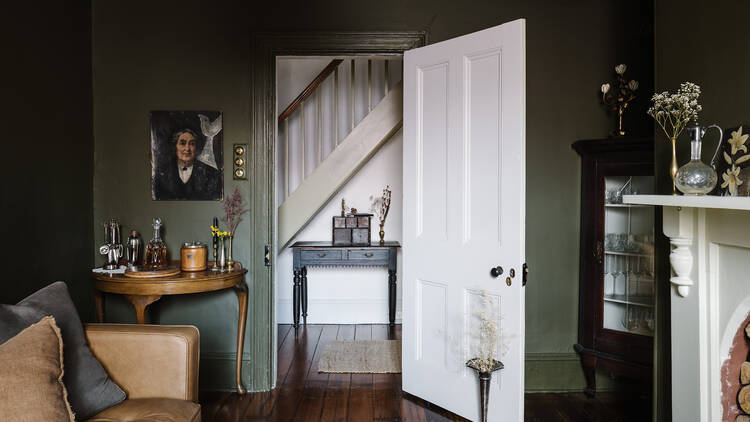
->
[[1, 282, 126, 420], [0, 303, 47, 340]]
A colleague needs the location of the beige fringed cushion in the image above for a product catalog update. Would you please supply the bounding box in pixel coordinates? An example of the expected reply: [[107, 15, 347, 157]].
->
[[0, 316, 75, 421]]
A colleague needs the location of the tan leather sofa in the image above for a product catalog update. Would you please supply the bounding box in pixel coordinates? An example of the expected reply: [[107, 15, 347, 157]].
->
[[83, 324, 201, 422]]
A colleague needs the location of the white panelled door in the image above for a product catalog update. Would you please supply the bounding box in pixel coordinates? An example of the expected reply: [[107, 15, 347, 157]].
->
[[402, 19, 526, 421]]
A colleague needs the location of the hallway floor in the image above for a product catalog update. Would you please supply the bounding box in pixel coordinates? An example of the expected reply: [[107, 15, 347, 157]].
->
[[200, 324, 650, 421]]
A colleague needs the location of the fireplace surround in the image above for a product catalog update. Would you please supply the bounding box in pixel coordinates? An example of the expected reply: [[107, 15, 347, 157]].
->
[[624, 195, 750, 422]]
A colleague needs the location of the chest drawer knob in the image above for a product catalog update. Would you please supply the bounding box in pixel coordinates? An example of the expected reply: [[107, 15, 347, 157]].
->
[[364, 252, 374, 258]]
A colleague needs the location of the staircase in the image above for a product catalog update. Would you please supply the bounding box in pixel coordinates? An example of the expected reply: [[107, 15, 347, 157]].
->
[[277, 58, 403, 249]]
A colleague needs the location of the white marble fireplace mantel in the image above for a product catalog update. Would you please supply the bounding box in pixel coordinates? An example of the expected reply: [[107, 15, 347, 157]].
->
[[623, 194, 750, 422]]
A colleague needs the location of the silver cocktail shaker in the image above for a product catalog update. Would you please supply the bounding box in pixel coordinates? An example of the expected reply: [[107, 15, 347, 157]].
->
[[127, 231, 142, 269], [99, 219, 123, 270]]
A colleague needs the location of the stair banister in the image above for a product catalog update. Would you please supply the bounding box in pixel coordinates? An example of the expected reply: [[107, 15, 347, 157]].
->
[[278, 59, 343, 125]]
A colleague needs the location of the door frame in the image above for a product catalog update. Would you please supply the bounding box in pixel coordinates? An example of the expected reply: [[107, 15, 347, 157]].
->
[[251, 31, 426, 390]]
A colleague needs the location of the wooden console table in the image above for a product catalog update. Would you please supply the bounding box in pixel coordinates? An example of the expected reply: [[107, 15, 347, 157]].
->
[[290, 241, 400, 328], [90, 262, 248, 394]]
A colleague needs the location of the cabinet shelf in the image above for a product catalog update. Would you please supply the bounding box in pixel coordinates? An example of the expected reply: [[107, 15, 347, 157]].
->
[[605, 203, 651, 208], [604, 294, 654, 307], [604, 250, 649, 257]]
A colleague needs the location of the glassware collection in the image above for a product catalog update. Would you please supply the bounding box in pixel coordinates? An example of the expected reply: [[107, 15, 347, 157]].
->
[[603, 176, 655, 337]]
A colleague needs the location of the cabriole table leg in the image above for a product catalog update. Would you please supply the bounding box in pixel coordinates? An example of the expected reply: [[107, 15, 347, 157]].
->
[[234, 282, 248, 395], [124, 294, 161, 324]]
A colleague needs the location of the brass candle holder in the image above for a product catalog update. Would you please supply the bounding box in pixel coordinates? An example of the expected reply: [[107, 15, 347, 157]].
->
[[601, 64, 638, 137]]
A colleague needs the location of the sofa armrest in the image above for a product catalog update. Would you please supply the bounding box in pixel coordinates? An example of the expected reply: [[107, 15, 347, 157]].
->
[[84, 324, 199, 402]]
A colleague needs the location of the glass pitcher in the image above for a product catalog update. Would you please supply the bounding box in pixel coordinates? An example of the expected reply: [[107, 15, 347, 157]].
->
[[675, 123, 723, 195]]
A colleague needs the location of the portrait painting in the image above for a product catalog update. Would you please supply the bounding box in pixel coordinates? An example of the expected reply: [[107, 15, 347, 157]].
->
[[150, 111, 223, 201]]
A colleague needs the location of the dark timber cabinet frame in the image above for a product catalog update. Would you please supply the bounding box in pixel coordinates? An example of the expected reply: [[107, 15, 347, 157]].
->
[[572, 137, 654, 396]]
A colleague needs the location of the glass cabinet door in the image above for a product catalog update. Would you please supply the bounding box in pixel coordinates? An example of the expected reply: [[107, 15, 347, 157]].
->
[[602, 175, 655, 337]]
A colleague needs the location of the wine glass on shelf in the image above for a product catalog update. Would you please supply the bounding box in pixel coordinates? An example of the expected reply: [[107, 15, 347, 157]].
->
[[627, 306, 640, 331], [604, 256, 614, 296], [646, 309, 655, 331], [612, 255, 624, 296]]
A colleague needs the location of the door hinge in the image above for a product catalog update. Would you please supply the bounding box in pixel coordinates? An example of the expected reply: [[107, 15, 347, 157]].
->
[[522, 263, 528, 287], [264, 244, 271, 267]]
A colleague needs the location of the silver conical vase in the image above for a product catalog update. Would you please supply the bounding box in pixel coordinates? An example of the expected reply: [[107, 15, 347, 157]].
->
[[466, 358, 504, 422]]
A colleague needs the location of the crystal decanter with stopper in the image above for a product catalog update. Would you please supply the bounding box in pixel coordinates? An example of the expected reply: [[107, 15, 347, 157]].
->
[[145, 217, 168, 270], [675, 123, 723, 195]]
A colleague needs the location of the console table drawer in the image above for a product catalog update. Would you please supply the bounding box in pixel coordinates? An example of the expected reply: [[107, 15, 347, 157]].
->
[[347, 249, 388, 260], [301, 250, 342, 261]]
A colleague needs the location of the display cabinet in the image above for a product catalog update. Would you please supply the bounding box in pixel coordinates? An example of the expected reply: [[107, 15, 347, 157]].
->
[[572, 137, 654, 396]]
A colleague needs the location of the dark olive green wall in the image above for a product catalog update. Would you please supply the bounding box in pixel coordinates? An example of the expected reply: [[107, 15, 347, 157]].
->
[[0, 1, 94, 319], [655, 0, 750, 188], [653, 2, 750, 418], [92, 0, 653, 391]]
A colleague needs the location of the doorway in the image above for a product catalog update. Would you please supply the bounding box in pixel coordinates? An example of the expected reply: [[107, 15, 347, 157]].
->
[[251, 32, 426, 391]]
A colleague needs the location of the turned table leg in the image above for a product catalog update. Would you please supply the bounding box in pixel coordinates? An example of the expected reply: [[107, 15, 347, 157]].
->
[[124, 295, 161, 324], [388, 270, 397, 327], [293, 269, 301, 329], [94, 290, 104, 323], [234, 282, 248, 395], [301, 267, 308, 325]]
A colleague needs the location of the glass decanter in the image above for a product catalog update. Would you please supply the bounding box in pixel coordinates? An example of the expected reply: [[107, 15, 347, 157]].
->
[[144, 217, 168, 270], [675, 123, 722, 195]]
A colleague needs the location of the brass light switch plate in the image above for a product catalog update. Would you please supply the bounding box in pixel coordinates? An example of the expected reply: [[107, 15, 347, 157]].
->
[[233, 144, 247, 180]]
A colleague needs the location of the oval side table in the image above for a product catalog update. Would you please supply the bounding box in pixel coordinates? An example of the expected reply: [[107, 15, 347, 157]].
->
[[91, 262, 248, 394]]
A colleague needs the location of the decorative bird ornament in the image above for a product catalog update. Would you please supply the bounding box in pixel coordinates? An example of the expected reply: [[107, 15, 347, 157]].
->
[[197, 114, 222, 170]]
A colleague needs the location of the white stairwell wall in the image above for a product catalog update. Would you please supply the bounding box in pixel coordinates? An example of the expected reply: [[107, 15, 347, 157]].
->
[[275, 57, 404, 324]]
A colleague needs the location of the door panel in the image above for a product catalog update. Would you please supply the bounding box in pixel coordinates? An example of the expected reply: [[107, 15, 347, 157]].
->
[[403, 19, 526, 421], [417, 63, 450, 241]]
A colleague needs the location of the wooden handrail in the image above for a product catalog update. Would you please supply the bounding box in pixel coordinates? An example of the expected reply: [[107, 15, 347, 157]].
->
[[278, 59, 343, 125]]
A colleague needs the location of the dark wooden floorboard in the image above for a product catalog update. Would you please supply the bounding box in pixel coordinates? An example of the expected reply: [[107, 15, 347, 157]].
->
[[202, 324, 650, 422], [293, 325, 339, 421], [200, 390, 231, 421], [320, 324, 355, 422], [371, 325, 399, 422], [268, 325, 324, 421], [347, 325, 374, 422]]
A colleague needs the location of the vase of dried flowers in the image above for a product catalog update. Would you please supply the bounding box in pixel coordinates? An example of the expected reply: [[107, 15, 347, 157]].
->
[[226, 234, 234, 270], [466, 291, 504, 422], [647, 82, 703, 194], [370, 185, 392, 245], [221, 187, 249, 267], [466, 358, 504, 422], [218, 236, 226, 270]]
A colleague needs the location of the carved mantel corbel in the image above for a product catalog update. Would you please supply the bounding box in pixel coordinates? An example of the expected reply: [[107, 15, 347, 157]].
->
[[669, 236, 693, 297], [663, 206, 695, 297]]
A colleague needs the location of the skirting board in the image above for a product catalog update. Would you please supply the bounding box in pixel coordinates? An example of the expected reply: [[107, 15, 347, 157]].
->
[[200, 351, 623, 393], [525, 352, 622, 392]]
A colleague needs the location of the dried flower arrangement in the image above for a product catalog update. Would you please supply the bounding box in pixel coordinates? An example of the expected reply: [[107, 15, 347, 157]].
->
[[600, 64, 639, 137], [721, 126, 750, 196], [466, 291, 503, 373], [647, 82, 703, 194], [369, 185, 392, 225], [221, 187, 249, 235], [647, 82, 703, 141]]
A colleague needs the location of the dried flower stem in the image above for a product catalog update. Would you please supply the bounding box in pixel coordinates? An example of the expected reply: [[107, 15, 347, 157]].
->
[[221, 187, 249, 235]]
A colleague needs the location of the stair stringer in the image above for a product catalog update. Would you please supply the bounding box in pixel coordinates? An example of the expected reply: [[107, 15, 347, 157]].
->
[[278, 82, 403, 250]]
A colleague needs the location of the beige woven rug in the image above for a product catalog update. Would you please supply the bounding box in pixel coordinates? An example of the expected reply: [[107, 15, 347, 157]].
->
[[318, 340, 401, 373]]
